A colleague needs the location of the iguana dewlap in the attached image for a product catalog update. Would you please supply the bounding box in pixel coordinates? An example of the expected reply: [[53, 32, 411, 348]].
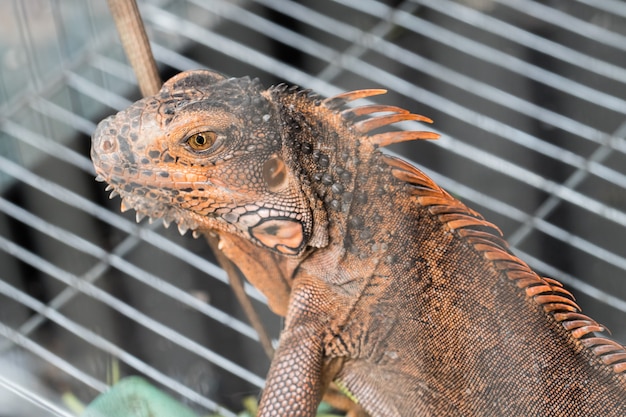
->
[[91, 70, 626, 416]]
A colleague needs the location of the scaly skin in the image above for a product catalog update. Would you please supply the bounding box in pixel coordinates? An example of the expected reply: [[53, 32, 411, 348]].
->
[[92, 70, 626, 416]]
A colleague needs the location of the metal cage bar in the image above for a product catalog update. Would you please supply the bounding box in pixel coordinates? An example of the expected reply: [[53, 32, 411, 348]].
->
[[0, 0, 625, 415]]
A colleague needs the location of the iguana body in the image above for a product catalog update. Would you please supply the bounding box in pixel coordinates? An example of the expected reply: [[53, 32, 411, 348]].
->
[[91, 70, 626, 416]]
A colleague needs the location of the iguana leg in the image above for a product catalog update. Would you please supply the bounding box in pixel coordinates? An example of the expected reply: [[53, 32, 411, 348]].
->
[[214, 235, 364, 416], [215, 236, 360, 416], [257, 321, 326, 416], [257, 278, 333, 417]]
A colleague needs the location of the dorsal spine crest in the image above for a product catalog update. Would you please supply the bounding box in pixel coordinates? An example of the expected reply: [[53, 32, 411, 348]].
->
[[382, 152, 626, 376]]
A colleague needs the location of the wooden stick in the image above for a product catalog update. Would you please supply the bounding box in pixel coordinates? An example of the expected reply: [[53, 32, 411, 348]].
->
[[207, 235, 276, 359], [107, 0, 161, 97]]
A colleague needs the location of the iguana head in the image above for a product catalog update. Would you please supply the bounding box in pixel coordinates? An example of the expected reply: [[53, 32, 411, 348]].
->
[[91, 69, 437, 256], [92, 70, 323, 255]]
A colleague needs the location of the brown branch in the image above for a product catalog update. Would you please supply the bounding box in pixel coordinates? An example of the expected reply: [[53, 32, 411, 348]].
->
[[107, 0, 161, 97]]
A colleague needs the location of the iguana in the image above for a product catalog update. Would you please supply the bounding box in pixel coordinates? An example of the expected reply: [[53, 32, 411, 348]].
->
[[91, 69, 626, 416]]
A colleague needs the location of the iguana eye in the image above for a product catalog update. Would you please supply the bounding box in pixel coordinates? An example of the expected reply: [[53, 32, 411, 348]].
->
[[187, 132, 216, 151]]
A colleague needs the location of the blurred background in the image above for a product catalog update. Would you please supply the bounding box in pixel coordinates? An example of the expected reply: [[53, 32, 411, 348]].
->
[[0, 0, 625, 415]]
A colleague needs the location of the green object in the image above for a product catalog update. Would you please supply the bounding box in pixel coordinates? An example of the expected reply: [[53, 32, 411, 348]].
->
[[81, 376, 199, 417], [333, 380, 358, 405]]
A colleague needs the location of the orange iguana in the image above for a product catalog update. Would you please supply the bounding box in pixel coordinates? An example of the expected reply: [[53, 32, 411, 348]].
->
[[91, 69, 626, 416]]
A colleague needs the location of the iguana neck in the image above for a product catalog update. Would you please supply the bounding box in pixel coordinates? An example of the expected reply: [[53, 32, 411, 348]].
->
[[267, 86, 378, 252]]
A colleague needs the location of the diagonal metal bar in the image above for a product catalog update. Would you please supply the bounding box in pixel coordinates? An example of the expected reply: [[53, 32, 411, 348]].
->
[[336, 0, 626, 114], [508, 121, 626, 247], [0, 196, 262, 349], [0, 233, 266, 390], [0, 370, 75, 417], [0, 152, 266, 302], [0, 279, 237, 416], [496, 0, 626, 51]]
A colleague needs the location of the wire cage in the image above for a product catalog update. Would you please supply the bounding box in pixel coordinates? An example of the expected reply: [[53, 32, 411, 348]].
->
[[1, 0, 626, 415]]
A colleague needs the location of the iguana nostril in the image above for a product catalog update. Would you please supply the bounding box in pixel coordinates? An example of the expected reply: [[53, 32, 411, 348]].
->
[[100, 139, 116, 153]]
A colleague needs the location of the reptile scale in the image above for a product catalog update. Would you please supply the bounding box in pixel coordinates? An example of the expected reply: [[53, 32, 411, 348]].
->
[[91, 69, 626, 416]]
